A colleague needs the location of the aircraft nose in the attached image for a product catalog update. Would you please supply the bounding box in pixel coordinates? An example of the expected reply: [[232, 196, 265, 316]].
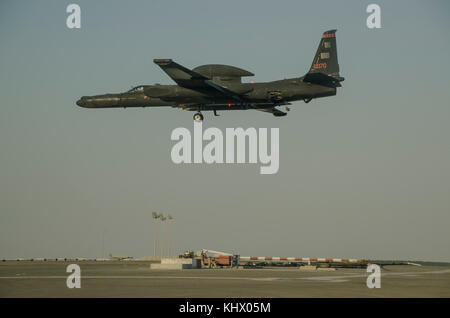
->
[[76, 94, 121, 108], [76, 96, 89, 107], [76, 96, 87, 107]]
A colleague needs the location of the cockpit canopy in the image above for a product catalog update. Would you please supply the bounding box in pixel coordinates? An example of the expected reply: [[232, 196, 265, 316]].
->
[[128, 86, 145, 93]]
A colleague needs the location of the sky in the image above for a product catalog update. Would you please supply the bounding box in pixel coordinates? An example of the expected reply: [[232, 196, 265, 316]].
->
[[0, 0, 449, 261]]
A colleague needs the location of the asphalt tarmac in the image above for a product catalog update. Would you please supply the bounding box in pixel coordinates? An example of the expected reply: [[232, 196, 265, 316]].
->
[[1, 261, 449, 297]]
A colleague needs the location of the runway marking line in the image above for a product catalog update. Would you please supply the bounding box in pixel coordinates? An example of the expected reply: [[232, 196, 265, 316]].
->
[[1, 269, 449, 282]]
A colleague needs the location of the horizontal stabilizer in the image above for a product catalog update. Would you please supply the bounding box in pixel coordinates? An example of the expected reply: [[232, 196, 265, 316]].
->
[[303, 72, 344, 87]]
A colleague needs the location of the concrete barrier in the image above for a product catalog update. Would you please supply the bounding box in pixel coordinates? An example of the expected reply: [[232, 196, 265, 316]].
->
[[192, 258, 202, 269], [161, 258, 192, 265], [136, 256, 177, 261], [150, 258, 195, 270], [150, 263, 192, 270]]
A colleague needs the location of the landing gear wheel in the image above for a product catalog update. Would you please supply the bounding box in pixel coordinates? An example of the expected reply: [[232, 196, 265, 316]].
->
[[193, 113, 204, 122]]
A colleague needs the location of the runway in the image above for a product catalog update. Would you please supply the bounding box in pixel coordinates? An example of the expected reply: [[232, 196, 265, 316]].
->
[[1, 261, 449, 297]]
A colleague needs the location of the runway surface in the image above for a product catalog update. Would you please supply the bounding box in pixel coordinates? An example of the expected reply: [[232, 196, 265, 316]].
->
[[1, 261, 450, 297]]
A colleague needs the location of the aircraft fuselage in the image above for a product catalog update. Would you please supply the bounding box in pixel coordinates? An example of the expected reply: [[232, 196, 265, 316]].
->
[[76, 77, 336, 110], [76, 30, 343, 119]]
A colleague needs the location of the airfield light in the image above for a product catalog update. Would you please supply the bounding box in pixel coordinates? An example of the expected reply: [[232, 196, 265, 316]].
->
[[168, 215, 173, 257], [101, 228, 105, 259], [160, 215, 167, 258], [152, 212, 159, 258]]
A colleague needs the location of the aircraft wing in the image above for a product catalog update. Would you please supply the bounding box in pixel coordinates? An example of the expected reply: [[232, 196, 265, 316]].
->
[[154, 59, 243, 101]]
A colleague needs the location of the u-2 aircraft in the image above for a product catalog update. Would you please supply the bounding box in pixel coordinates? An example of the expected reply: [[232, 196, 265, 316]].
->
[[76, 30, 344, 121]]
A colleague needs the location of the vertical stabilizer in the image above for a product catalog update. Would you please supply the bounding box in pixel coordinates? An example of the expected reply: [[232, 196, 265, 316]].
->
[[308, 30, 340, 78]]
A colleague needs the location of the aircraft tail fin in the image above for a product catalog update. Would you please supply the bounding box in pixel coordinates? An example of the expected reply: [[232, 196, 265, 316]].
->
[[305, 30, 344, 85]]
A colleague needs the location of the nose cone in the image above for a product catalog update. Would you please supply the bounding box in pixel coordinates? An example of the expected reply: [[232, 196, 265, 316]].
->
[[76, 96, 87, 107], [76, 94, 121, 108]]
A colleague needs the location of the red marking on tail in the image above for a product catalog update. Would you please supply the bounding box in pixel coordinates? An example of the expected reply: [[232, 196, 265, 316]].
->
[[313, 63, 327, 69]]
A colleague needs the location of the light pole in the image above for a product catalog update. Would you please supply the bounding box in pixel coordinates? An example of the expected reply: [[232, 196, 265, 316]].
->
[[152, 212, 159, 258], [168, 215, 173, 257], [159, 214, 166, 258], [101, 228, 104, 259]]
